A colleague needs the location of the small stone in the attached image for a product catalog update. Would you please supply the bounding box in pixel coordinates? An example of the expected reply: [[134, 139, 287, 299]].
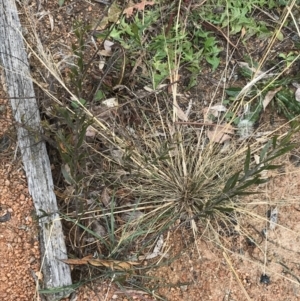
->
[[260, 273, 270, 284], [29, 257, 36, 264], [180, 285, 188, 292], [289, 154, 300, 167], [0, 105, 6, 113]]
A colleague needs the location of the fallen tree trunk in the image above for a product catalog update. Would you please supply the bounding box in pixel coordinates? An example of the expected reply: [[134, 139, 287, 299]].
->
[[0, 1, 72, 300]]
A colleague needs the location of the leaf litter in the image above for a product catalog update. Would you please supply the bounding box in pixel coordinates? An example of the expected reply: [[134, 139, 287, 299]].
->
[[262, 87, 282, 110], [207, 123, 235, 143], [123, 0, 156, 18], [269, 207, 278, 230]]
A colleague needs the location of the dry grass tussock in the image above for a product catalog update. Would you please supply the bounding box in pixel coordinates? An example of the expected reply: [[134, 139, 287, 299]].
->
[[19, 0, 300, 294]]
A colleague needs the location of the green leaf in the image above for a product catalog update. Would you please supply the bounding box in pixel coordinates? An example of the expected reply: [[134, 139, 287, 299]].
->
[[58, 0, 65, 7], [95, 90, 105, 101], [272, 135, 278, 149], [71, 98, 86, 109], [77, 116, 92, 148], [276, 30, 284, 41], [37, 209, 52, 218], [57, 107, 73, 128], [234, 191, 262, 196], [244, 146, 251, 173], [223, 172, 240, 193], [260, 140, 272, 162], [61, 165, 76, 185], [225, 87, 242, 97], [214, 206, 234, 213], [206, 55, 220, 71], [263, 164, 281, 170], [236, 176, 266, 191], [264, 144, 297, 163]]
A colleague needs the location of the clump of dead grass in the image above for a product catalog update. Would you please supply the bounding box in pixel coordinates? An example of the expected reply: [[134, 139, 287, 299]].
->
[[19, 0, 300, 297]]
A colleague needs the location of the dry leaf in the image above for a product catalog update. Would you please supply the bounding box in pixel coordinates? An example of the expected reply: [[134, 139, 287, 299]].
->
[[86, 125, 97, 137], [210, 104, 227, 113], [269, 207, 278, 230], [263, 87, 282, 110], [207, 124, 234, 143], [144, 86, 154, 92], [110, 148, 124, 164], [91, 98, 118, 122], [207, 128, 231, 143], [220, 139, 232, 154], [175, 105, 188, 121], [167, 119, 175, 137], [48, 13, 54, 31], [139, 235, 165, 260], [99, 59, 105, 70], [104, 40, 114, 51], [99, 49, 112, 57], [241, 27, 246, 38], [102, 97, 118, 108], [61, 255, 93, 265], [96, 2, 122, 30], [254, 154, 268, 179], [99, 40, 115, 56], [88, 259, 139, 271], [35, 271, 43, 281], [203, 107, 214, 124], [101, 187, 111, 207], [143, 84, 167, 94], [91, 221, 107, 237], [124, 0, 155, 18], [121, 210, 144, 222], [203, 104, 227, 124]]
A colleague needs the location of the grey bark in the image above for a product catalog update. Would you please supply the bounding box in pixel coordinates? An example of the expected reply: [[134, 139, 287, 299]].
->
[[0, 1, 72, 300]]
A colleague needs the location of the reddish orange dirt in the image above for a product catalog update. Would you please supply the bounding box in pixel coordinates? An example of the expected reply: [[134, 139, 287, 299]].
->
[[0, 96, 40, 300]]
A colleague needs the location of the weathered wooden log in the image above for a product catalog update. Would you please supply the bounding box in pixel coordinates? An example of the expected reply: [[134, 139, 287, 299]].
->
[[0, 1, 72, 300]]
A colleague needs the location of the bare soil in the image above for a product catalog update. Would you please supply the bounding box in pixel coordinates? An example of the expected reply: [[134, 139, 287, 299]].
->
[[1, 1, 300, 301], [0, 92, 40, 300]]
